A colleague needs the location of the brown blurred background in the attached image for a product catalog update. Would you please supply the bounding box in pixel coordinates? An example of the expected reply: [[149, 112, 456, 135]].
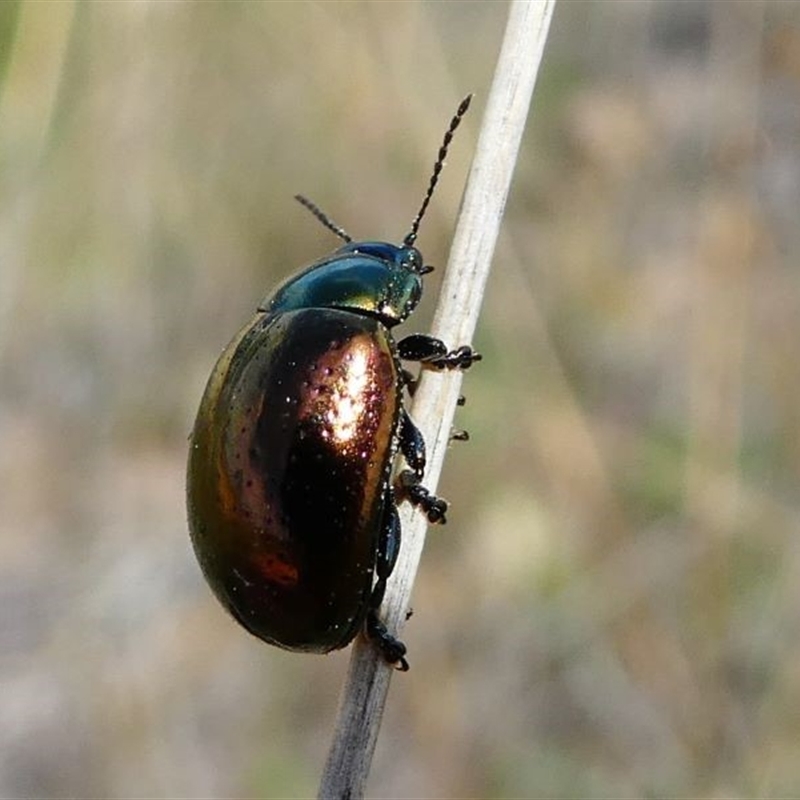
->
[[2, 1, 800, 797]]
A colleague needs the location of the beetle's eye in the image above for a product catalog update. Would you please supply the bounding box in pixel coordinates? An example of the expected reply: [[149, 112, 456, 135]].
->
[[403, 249, 423, 274]]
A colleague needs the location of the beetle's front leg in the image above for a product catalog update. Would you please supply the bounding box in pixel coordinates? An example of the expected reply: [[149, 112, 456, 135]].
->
[[397, 334, 482, 371]]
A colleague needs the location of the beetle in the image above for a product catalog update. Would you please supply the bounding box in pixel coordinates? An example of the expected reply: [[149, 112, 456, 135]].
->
[[187, 95, 478, 671]]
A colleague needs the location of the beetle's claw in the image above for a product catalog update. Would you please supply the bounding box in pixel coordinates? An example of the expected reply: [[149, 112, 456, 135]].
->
[[425, 499, 448, 525], [381, 639, 408, 668]]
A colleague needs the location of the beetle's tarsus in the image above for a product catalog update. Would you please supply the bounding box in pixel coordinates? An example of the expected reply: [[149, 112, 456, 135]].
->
[[396, 335, 481, 372], [365, 610, 409, 671], [398, 469, 448, 525], [428, 345, 482, 371]]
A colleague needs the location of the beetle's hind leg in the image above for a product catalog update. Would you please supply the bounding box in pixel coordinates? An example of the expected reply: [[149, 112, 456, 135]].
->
[[365, 495, 409, 671], [366, 612, 408, 672]]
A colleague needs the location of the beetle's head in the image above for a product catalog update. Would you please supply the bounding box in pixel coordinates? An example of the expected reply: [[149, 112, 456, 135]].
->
[[335, 241, 426, 325], [287, 95, 472, 326], [263, 240, 425, 327]]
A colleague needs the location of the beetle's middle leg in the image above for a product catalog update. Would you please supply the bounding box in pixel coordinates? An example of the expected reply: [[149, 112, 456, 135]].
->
[[396, 408, 449, 524]]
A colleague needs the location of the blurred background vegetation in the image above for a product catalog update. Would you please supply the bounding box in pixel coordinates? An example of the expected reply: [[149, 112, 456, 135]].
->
[[1, 1, 800, 797]]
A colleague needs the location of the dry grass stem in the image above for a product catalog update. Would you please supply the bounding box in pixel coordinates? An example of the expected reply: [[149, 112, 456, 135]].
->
[[318, 1, 557, 797]]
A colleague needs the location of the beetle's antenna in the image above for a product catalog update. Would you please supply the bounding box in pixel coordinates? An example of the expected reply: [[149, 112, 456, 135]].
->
[[295, 195, 353, 243], [403, 94, 472, 248]]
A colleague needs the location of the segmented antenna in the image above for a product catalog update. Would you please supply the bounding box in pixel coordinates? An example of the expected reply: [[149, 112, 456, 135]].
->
[[403, 94, 472, 247], [295, 194, 352, 243]]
